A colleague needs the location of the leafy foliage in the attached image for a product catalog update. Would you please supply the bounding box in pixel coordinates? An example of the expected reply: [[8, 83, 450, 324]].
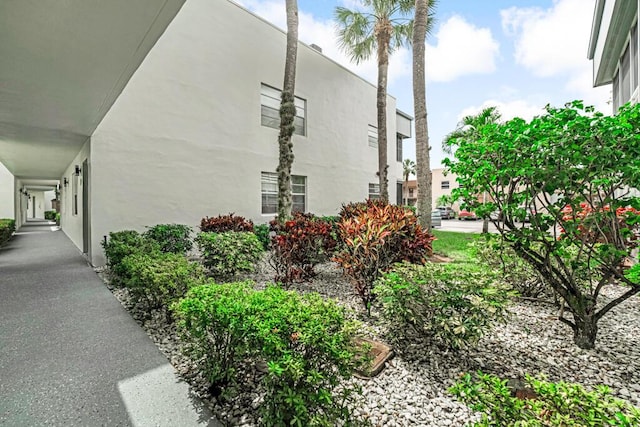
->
[[444, 100, 640, 348], [101, 230, 160, 285], [44, 210, 57, 220], [254, 223, 271, 250], [373, 262, 514, 349], [174, 283, 361, 426], [268, 213, 337, 287], [200, 213, 254, 233], [450, 372, 640, 426], [195, 232, 263, 280], [333, 200, 434, 312], [118, 251, 205, 315], [0, 218, 16, 245], [144, 223, 193, 254]]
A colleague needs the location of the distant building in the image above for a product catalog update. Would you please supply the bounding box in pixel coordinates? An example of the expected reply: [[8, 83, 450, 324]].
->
[[402, 168, 461, 209]]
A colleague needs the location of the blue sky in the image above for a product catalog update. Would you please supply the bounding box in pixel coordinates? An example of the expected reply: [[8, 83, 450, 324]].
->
[[236, 0, 610, 169]]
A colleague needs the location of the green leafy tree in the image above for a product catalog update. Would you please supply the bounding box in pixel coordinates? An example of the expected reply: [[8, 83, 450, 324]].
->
[[444, 101, 640, 349], [412, 0, 436, 229], [276, 0, 299, 222], [335, 0, 415, 203], [402, 158, 415, 205]]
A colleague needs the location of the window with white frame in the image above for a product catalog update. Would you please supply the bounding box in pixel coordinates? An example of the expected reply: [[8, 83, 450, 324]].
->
[[612, 21, 638, 111], [369, 183, 380, 199], [368, 125, 378, 148], [441, 180, 450, 190], [260, 84, 306, 136], [396, 134, 403, 162], [261, 172, 306, 214]]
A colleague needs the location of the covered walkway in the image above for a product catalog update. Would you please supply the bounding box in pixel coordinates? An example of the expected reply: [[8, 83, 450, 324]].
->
[[0, 220, 217, 426]]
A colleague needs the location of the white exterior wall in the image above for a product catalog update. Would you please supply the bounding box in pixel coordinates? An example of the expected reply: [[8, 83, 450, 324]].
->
[[0, 163, 14, 219], [60, 140, 90, 252], [89, 0, 403, 265], [44, 191, 55, 212]]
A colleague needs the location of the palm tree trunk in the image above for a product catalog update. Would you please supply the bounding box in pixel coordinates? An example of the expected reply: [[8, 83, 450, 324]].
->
[[376, 21, 391, 203], [413, 0, 432, 229], [276, 0, 298, 222]]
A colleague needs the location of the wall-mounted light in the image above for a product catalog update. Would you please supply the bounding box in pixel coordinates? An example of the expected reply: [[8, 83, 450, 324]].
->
[[74, 165, 81, 176], [63, 177, 69, 187]]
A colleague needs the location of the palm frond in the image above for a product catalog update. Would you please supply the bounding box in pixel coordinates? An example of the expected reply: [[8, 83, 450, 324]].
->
[[335, 7, 376, 63]]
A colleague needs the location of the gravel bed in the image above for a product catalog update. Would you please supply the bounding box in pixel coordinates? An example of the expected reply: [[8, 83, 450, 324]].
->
[[97, 258, 640, 426]]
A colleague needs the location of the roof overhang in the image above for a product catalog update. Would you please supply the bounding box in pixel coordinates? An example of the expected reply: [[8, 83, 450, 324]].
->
[[0, 0, 186, 179]]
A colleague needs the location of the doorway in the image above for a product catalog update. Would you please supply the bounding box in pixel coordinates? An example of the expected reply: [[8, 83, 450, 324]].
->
[[82, 159, 89, 254], [32, 196, 35, 218]]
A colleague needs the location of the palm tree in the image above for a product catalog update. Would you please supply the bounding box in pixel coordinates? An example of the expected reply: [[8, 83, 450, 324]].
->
[[412, 0, 436, 228], [442, 106, 501, 233], [402, 158, 415, 205], [335, 0, 415, 203], [276, 0, 299, 222]]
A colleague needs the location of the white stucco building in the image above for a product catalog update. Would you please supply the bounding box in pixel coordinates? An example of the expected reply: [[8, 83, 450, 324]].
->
[[0, 0, 411, 265], [589, 0, 639, 110]]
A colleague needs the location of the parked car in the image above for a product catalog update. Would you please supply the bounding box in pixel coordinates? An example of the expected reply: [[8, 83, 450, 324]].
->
[[436, 206, 455, 219], [431, 210, 442, 228], [458, 209, 478, 220]]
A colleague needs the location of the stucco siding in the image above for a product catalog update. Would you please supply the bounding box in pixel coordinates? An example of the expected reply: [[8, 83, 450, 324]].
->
[[0, 163, 14, 219], [89, 0, 403, 265]]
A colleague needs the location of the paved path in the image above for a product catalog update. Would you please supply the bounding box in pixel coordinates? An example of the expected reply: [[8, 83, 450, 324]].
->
[[0, 220, 218, 426]]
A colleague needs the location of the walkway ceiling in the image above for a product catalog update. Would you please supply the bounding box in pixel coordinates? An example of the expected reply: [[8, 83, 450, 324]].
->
[[0, 0, 186, 179]]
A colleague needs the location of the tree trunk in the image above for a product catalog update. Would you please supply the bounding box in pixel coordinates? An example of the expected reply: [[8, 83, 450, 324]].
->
[[376, 21, 391, 203], [276, 0, 298, 222], [413, 0, 432, 229], [573, 315, 598, 349], [482, 218, 489, 233]]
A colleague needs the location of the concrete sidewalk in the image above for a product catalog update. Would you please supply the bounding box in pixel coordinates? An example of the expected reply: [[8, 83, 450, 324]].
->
[[0, 220, 218, 426]]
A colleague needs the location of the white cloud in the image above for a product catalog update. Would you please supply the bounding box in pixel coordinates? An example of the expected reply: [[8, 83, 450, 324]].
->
[[458, 99, 545, 123], [426, 15, 500, 82]]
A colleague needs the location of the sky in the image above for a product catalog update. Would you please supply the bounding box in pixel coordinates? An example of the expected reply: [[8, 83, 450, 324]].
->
[[235, 0, 611, 170]]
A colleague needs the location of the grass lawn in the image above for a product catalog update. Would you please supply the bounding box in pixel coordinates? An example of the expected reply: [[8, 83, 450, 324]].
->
[[431, 230, 483, 261]]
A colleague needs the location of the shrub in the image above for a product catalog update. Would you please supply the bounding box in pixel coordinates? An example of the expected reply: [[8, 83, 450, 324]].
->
[[174, 281, 254, 387], [254, 223, 271, 250], [174, 283, 361, 426], [195, 231, 263, 279], [44, 210, 57, 220], [144, 223, 193, 254], [200, 213, 254, 233], [373, 262, 514, 349], [0, 218, 16, 245], [450, 372, 640, 426], [55, 212, 60, 226], [101, 230, 159, 284], [268, 213, 337, 287], [334, 201, 434, 312], [119, 251, 205, 314], [471, 237, 551, 299], [338, 198, 387, 221]]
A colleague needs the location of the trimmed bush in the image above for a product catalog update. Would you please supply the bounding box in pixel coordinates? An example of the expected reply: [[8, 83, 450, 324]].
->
[[200, 213, 254, 233], [144, 223, 193, 254], [195, 231, 263, 279], [269, 213, 337, 287], [101, 230, 160, 284], [373, 262, 514, 349], [0, 218, 16, 246], [450, 372, 640, 426], [334, 201, 434, 312], [254, 223, 271, 250], [174, 283, 361, 426], [119, 251, 205, 314], [44, 210, 57, 220]]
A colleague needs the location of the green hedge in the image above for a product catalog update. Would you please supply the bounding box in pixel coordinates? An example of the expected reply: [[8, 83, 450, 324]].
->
[[101, 230, 160, 285], [175, 283, 361, 426], [0, 219, 16, 246], [44, 210, 57, 220], [195, 231, 263, 279]]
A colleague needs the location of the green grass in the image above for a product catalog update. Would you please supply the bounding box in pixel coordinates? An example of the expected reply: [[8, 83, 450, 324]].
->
[[431, 230, 483, 261]]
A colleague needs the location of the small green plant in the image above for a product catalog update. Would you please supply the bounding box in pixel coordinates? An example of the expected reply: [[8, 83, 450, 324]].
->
[[143, 223, 193, 254], [195, 232, 263, 279], [450, 372, 640, 426], [101, 230, 159, 285], [254, 223, 271, 250], [44, 210, 57, 220], [119, 252, 205, 316], [0, 218, 16, 245], [373, 262, 514, 349]]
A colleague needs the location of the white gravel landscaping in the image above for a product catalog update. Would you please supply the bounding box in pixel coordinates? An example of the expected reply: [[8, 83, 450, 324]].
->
[[99, 258, 640, 426]]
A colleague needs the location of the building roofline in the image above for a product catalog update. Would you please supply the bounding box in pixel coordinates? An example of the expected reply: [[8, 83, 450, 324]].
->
[[588, 0, 605, 59], [226, 0, 396, 100], [396, 109, 414, 121]]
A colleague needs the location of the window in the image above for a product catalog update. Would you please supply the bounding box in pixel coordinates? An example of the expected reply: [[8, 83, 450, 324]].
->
[[441, 180, 450, 190], [72, 175, 79, 216], [396, 182, 403, 205], [368, 125, 378, 148], [613, 71, 620, 112], [409, 188, 415, 197], [369, 183, 380, 199], [632, 23, 638, 94], [621, 44, 631, 104], [261, 172, 306, 214], [260, 84, 306, 136], [396, 134, 403, 162]]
